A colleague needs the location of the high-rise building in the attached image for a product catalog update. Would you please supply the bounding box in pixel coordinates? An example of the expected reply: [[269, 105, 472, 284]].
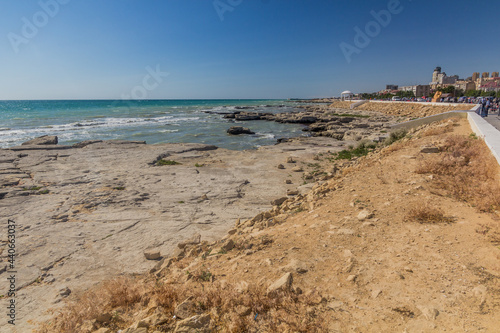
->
[[472, 72, 480, 81], [492, 72, 499, 78], [432, 67, 442, 83], [482, 72, 490, 78]]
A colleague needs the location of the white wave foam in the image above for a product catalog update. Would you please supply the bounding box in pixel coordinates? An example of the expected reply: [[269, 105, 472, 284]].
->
[[256, 133, 275, 139]]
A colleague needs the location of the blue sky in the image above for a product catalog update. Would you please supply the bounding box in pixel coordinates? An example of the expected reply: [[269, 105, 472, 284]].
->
[[0, 0, 498, 100]]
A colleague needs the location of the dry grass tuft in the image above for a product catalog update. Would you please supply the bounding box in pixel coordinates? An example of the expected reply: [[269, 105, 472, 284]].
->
[[416, 135, 500, 212], [476, 223, 500, 245], [36, 277, 145, 333], [329, 101, 353, 109], [382, 140, 408, 154], [421, 123, 454, 137], [406, 202, 452, 224], [37, 278, 329, 333]]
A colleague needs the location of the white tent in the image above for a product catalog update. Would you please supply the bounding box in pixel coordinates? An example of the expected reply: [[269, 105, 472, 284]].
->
[[341, 90, 353, 101]]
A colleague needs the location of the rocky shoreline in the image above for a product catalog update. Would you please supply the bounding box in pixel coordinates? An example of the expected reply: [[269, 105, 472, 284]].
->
[[0, 113, 359, 331], [35, 116, 500, 333], [218, 103, 399, 143], [0, 102, 450, 331]]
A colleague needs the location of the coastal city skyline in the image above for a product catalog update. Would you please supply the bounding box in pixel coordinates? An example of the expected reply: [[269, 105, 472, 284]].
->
[[0, 0, 499, 100], [374, 66, 500, 98]]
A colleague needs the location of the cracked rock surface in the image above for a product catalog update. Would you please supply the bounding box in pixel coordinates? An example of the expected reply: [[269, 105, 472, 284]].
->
[[0, 138, 348, 331]]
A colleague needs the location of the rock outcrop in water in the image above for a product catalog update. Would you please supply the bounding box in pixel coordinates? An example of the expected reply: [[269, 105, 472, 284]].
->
[[21, 135, 58, 145], [226, 126, 255, 135], [223, 105, 398, 143]]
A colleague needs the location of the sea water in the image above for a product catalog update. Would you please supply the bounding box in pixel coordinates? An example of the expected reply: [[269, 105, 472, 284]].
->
[[0, 99, 307, 150]]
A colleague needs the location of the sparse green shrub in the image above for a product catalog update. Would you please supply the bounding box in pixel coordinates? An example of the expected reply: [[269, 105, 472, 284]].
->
[[384, 129, 407, 146], [335, 141, 377, 160], [197, 270, 212, 282], [156, 159, 181, 166], [24, 186, 41, 191]]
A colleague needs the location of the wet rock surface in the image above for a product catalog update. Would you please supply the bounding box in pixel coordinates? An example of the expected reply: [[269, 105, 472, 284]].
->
[[222, 104, 399, 143]]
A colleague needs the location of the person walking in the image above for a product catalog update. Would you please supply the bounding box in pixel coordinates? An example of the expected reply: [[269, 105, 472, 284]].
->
[[484, 98, 491, 117], [477, 98, 483, 115], [479, 99, 486, 117]]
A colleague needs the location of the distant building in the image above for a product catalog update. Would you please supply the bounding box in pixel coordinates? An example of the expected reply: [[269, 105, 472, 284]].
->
[[430, 66, 458, 85], [432, 67, 442, 84], [428, 67, 500, 92], [480, 80, 500, 92], [386, 84, 398, 90], [454, 80, 475, 92], [399, 85, 431, 97], [443, 75, 459, 84]]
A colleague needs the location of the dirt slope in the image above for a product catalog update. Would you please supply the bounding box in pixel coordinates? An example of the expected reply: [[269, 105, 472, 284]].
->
[[39, 118, 500, 332], [355, 102, 474, 118]]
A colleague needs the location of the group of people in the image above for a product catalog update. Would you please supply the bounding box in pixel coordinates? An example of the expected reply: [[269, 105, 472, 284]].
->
[[476, 97, 500, 117]]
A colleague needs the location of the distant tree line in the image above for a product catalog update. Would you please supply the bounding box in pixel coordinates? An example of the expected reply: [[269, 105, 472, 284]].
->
[[360, 90, 416, 100], [360, 87, 500, 99], [463, 89, 500, 97], [436, 86, 500, 98]]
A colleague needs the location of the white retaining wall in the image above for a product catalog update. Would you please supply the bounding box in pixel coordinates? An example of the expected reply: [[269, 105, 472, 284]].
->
[[467, 112, 500, 165]]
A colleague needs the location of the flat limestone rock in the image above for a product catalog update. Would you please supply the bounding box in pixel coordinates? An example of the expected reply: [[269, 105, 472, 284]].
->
[[178, 233, 201, 249], [357, 209, 374, 221], [267, 272, 293, 293], [144, 249, 162, 260], [22, 135, 58, 145], [0, 136, 352, 332], [9, 144, 72, 151], [72, 140, 103, 148], [174, 313, 211, 333]]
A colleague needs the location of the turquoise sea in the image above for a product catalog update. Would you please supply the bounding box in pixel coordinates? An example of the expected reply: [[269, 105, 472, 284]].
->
[[0, 100, 307, 150]]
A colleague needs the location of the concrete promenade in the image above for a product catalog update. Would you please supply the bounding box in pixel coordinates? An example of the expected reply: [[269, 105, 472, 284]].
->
[[483, 113, 500, 132]]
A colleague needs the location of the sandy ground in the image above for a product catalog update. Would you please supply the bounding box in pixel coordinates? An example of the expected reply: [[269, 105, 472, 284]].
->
[[77, 117, 500, 332], [327, 101, 475, 119], [355, 102, 474, 118], [328, 101, 355, 109]]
